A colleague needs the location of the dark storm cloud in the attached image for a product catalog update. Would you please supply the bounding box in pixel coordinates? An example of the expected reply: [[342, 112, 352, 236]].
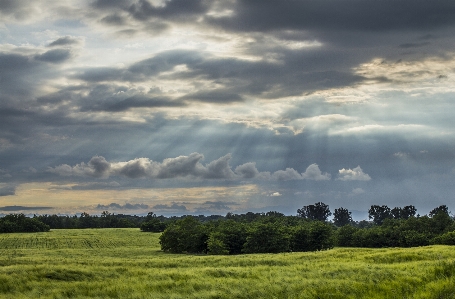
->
[[98, 96, 186, 112], [0, 205, 52, 211], [100, 14, 126, 26], [399, 42, 431, 49], [0, 184, 15, 196], [0, 0, 34, 20], [48, 36, 81, 47], [180, 90, 244, 104], [34, 49, 72, 63], [72, 48, 363, 102], [128, 0, 209, 21], [92, 0, 130, 9], [207, 0, 455, 32]]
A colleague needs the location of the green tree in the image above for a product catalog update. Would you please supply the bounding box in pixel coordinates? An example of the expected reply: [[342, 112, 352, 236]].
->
[[333, 207, 353, 227], [159, 216, 208, 253], [297, 202, 331, 221], [429, 205, 450, 217], [368, 205, 392, 225], [335, 225, 359, 247], [242, 222, 290, 253]]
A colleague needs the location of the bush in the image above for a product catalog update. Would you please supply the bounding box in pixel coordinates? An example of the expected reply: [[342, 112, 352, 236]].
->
[[159, 216, 208, 253], [243, 222, 290, 253], [0, 214, 50, 233]]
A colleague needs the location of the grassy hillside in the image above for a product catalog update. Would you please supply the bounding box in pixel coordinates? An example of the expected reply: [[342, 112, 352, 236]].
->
[[1, 229, 455, 298]]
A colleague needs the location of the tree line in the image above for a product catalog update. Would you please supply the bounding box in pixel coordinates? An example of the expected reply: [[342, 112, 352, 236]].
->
[[158, 203, 455, 254], [2, 203, 455, 254], [0, 214, 50, 233]]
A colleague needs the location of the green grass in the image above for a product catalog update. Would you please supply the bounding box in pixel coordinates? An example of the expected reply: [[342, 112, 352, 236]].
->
[[1, 229, 455, 298]]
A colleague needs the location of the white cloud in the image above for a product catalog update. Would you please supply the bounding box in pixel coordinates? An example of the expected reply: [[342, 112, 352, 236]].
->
[[270, 192, 282, 197], [301, 163, 331, 181], [351, 187, 365, 195], [393, 152, 409, 158], [337, 166, 371, 181], [48, 154, 333, 182], [272, 168, 302, 181]]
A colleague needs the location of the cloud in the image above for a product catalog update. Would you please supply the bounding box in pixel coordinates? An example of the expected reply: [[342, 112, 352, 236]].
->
[[48, 153, 334, 182], [95, 203, 149, 210], [207, 0, 455, 32], [152, 203, 188, 211], [394, 152, 409, 158], [48, 36, 81, 47], [0, 205, 52, 211], [351, 188, 365, 195], [301, 164, 331, 181], [34, 49, 72, 63], [235, 162, 259, 179], [272, 168, 302, 181], [270, 192, 282, 197], [0, 184, 16, 196], [337, 166, 371, 181], [202, 200, 239, 210]]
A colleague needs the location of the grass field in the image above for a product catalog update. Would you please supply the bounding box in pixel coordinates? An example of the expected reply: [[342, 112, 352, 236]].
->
[[1, 229, 455, 298]]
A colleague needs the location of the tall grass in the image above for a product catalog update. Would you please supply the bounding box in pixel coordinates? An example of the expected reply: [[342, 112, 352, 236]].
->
[[1, 229, 455, 298]]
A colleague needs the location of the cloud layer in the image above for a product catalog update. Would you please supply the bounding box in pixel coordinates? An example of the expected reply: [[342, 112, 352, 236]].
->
[[1, 0, 455, 216], [48, 154, 340, 182]]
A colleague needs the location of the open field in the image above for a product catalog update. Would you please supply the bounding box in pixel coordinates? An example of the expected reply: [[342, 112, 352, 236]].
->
[[1, 229, 455, 298]]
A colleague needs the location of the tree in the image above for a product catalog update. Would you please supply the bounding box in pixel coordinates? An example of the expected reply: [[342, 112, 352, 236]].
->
[[242, 222, 290, 253], [333, 207, 353, 227], [335, 225, 358, 247], [297, 202, 331, 222], [402, 205, 417, 219], [429, 205, 449, 217], [159, 216, 208, 253], [140, 217, 167, 232], [391, 205, 417, 220], [368, 205, 392, 225], [0, 214, 50, 233]]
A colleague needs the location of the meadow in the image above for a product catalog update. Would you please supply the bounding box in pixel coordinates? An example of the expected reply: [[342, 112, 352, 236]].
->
[[1, 229, 455, 299]]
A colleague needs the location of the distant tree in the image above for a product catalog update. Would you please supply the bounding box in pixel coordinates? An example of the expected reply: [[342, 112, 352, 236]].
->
[[335, 225, 358, 247], [242, 222, 290, 254], [159, 216, 208, 253], [297, 202, 331, 222], [266, 211, 285, 218], [140, 215, 167, 232], [402, 205, 417, 219], [0, 214, 50, 233], [78, 212, 95, 228], [391, 207, 402, 219], [333, 207, 353, 227], [391, 205, 417, 220], [368, 205, 392, 225], [307, 221, 334, 251], [429, 205, 450, 217]]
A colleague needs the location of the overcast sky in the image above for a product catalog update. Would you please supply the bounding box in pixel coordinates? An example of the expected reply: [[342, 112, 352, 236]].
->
[[1, 0, 455, 219]]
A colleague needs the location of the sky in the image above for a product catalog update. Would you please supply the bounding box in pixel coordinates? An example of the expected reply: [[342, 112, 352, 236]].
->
[[1, 0, 455, 219]]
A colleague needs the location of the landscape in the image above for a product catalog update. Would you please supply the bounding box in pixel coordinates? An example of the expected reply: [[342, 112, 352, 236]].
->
[[2, 202, 455, 298], [2, 0, 455, 297], [1, 228, 455, 299]]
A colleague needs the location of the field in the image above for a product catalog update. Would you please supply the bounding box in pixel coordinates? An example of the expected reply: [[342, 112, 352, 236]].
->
[[1, 229, 455, 299]]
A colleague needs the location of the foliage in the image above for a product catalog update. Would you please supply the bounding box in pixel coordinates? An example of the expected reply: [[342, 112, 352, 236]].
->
[[242, 222, 290, 253], [333, 207, 353, 227], [297, 202, 331, 221], [368, 205, 392, 225], [0, 214, 49, 233], [140, 213, 167, 232], [159, 216, 209, 253]]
